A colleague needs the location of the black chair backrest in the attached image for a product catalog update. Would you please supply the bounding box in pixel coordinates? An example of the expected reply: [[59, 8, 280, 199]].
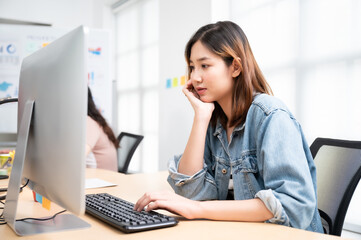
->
[[117, 132, 144, 174], [310, 137, 361, 236]]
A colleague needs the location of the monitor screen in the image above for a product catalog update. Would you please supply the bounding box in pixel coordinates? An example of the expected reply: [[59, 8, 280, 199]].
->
[[4, 26, 90, 236]]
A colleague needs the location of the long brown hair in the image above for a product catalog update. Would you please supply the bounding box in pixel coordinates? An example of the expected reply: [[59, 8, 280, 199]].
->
[[88, 87, 119, 148], [185, 21, 273, 128]]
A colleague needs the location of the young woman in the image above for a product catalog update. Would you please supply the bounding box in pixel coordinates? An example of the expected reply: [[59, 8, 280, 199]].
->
[[86, 87, 119, 171], [134, 21, 323, 233]]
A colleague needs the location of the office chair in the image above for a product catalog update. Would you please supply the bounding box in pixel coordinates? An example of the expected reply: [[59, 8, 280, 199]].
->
[[117, 132, 144, 174], [0, 98, 18, 149], [310, 137, 361, 236]]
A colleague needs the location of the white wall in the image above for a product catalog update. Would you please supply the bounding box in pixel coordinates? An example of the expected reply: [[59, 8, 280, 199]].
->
[[0, 0, 111, 29], [158, 0, 212, 170]]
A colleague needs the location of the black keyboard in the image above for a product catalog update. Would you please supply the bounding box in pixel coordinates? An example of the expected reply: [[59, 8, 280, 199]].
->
[[85, 193, 178, 233]]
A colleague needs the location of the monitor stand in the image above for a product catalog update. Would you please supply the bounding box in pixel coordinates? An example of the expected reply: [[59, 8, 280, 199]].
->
[[3, 100, 90, 236]]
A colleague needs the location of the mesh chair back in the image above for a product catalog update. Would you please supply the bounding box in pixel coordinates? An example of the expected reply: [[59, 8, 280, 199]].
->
[[117, 132, 144, 174], [310, 138, 361, 236]]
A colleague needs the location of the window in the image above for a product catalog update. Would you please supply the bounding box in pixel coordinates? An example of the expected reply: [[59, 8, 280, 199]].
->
[[114, 0, 159, 172], [230, 0, 361, 142]]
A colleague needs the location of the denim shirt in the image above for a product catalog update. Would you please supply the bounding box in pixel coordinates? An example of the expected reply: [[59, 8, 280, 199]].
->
[[167, 94, 323, 233]]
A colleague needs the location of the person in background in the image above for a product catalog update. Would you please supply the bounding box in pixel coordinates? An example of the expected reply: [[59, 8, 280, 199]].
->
[[134, 21, 323, 233], [86, 87, 118, 172]]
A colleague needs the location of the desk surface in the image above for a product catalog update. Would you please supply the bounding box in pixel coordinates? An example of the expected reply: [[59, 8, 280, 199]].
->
[[0, 168, 347, 240]]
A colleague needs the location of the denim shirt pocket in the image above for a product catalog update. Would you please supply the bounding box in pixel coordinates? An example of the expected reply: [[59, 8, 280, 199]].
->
[[233, 154, 261, 199]]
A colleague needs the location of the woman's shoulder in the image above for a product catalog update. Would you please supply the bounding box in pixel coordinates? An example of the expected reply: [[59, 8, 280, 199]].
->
[[245, 94, 299, 134], [87, 116, 101, 130], [250, 93, 291, 116]]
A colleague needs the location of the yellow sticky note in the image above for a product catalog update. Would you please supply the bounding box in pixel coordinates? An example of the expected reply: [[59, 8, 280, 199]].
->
[[180, 76, 186, 85], [42, 197, 51, 210], [172, 77, 178, 87]]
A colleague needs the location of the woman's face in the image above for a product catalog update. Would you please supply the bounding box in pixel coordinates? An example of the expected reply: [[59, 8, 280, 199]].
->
[[189, 41, 234, 106]]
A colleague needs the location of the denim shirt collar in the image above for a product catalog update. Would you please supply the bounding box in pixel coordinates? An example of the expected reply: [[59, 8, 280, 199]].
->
[[213, 120, 246, 137], [213, 93, 262, 137]]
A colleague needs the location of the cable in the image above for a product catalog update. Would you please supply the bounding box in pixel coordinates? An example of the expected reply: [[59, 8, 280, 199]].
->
[[0, 179, 30, 225], [0, 194, 6, 201], [0, 193, 6, 201], [0, 97, 18, 105], [0, 209, 67, 225], [20, 179, 29, 190], [16, 210, 67, 222], [0, 179, 29, 201], [0, 181, 67, 225], [0, 201, 66, 225], [0, 200, 4, 225]]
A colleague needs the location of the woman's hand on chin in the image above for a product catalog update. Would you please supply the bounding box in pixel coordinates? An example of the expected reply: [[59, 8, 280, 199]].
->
[[183, 80, 214, 122]]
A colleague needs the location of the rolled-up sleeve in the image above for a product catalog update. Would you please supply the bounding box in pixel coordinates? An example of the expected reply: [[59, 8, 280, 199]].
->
[[167, 129, 218, 200], [255, 110, 317, 229], [255, 189, 290, 225], [167, 155, 217, 200]]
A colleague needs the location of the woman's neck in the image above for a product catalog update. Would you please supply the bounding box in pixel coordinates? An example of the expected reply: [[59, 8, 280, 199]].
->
[[217, 97, 235, 143], [218, 97, 233, 125]]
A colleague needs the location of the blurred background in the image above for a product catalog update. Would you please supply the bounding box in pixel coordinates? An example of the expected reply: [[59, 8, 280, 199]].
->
[[0, 0, 360, 238]]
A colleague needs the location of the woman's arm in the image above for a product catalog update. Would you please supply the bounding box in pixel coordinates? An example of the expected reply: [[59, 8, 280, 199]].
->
[[85, 144, 92, 156], [198, 199, 273, 221], [177, 80, 214, 175], [178, 115, 210, 175], [255, 109, 317, 228], [86, 116, 100, 156], [134, 191, 273, 221]]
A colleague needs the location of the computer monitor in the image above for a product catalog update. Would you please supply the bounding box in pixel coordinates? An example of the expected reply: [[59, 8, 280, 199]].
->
[[3, 26, 90, 236]]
